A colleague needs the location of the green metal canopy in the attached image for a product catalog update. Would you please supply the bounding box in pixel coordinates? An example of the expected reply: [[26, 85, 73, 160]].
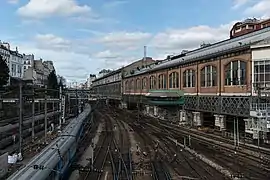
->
[[145, 89, 184, 98], [145, 89, 184, 106]]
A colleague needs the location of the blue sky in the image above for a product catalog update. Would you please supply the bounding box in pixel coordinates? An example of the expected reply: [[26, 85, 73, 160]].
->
[[0, 0, 269, 83]]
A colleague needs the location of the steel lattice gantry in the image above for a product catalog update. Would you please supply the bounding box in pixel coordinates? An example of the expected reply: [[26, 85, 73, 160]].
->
[[184, 95, 252, 117], [123, 94, 270, 118]]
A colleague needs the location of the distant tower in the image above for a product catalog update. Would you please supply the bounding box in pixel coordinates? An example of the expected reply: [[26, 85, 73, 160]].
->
[[142, 45, 147, 67], [144, 45, 147, 61]]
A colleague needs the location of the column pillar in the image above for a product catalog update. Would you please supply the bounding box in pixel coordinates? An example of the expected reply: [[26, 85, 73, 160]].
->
[[214, 114, 226, 131], [120, 101, 127, 109], [145, 105, 150, 114], [192, 112, 202, 127], [152, 106, 154, 116], [214, 114, 220, 129], [159, 107, 165, 120], [154, 106, 158, 116], [219, 115, 226, 130], [179, 110, 186, 125], [244, 118, 252, 132], [185, 111, 193, 126]]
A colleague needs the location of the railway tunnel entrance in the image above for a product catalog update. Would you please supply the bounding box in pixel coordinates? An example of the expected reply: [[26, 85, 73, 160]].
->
[[201, 112, 215, 128], [107, 99, 121, 107], [127, 102, 137, 110]]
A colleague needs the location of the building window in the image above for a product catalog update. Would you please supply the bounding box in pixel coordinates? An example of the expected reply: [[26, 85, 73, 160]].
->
[[125, 81, 129, 91], [158, 74, 166, 89], [142, 77, 147, 89], [183, 69, 195, 87], [201, 65, 217, 87], [169, 72, 179, 88], [136, 78, 140, 90], [17, 65, 22, 74], [150, 76, 156, 89], [254, 60, 270, 88], [225, 60, 246, 86], [130, 79, 134, 90], [11, 64, 16, 76]]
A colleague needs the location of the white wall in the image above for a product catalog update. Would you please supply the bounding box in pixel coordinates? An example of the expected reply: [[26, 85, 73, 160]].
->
[[252, 48, 270, 60], [23, 54, 34, 71], [10, 54, 23, 78], [23, 67, 38, 84], [251, 45, 270, 95]]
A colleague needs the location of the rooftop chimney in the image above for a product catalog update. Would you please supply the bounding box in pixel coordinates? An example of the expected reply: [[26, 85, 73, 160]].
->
[[2, 42, 10, 50]]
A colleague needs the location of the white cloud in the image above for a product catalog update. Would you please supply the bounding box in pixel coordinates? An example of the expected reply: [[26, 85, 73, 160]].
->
[[17, 0, 91, 19], [94, 50, 120, 59], [34, 34, 71, 51], [16, 20, 240, 82], [70, 16, 119, 25], [232, 0, 250, 9], [17, 43, 94, 82], [97, 32, 152, 49], [7, 0, 19, 4], [71, 16, 103, 23], [149, 21, 236, 56], [102, 0, 128, 9], [92, 49, 139, 70], [244, 0, 270, 17], [76, 29, 105, 36], [93, 21, 237, 63], [32, 33, 96, 56]]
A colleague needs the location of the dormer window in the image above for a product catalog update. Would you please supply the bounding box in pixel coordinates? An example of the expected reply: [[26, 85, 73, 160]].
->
[[261, 24, 267, 28], [247, 25, 254, 29]]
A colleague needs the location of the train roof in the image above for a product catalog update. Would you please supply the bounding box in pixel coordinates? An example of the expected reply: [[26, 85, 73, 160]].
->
[[7, 106, 91, 180], [124, 26, 270, 78]]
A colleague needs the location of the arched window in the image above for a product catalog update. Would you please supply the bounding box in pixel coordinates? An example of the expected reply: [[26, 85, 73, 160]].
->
[[169, 72, 179, 88], [125, 80, 129, 91], [142, 77, 147, 89], [150, 76, 156, 89], [201, 65, 217, 87], [225, 60, 246, 85], [183, 69, 195, 87], [136, 78, 140, 90], [130, 79, 134, 90], [158, 74, 166, 89]]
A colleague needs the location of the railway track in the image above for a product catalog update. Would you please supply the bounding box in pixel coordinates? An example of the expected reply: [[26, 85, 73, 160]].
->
[[0, 109, 54, 126], [152, 160, 171, 180], [113, 107, 270, 180], [107, 105, 132, 180], [121, 110, 220, 179], [87, 106, 270, 180], [83, 110, 114, 180], [144, 118, 270, 180], [145, 123, 226, 180], [82, 106, 132, 180], [192, 141, 269, 180], [108, 142, 118, 180], [0, 113, 63, 155], [130, 121, 173, 180], [160, 120, 270, 157]]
